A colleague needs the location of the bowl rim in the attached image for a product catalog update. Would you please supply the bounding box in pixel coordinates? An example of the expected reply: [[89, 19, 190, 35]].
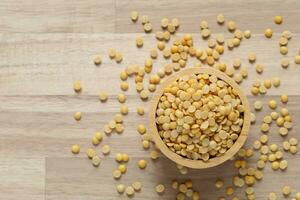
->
[[149, 67, 250, 169]]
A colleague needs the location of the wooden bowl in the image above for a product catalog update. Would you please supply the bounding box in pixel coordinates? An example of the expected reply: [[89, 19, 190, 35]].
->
[[149, 67, 250, 169]]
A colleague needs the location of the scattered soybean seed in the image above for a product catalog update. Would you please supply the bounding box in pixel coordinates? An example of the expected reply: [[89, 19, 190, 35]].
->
[[281, 59, 289, 68], [144, 23, 152, 32], [274, 16, 283, 24], [272, 77, 280, 87], [93, 55, 101, 65], [132, 181, 142, 191], [122, 153, 129, 162], [120, 82, 129, 91], [215, 179, 224, 188], [140, 90, 149, 100], [254, 101, 263, 110], [92, 155, 101, 167], [160, 18, 169, 28], [217, 14, 225, 24], [280, 94, 288, 103], [99, 91, 108, 102], [268, 100, 277, 109], [279, 127, 288, 136], [271, 112, 279, 120], [281, 108, 289, 116], [279, 160, 288, 170], [233, 58, 241, 69], [118, 164, 127, 173], [282, 30, 292, 39], [115, 153, 123, 162], [289, 138, 298, 145], [150, 149, 160, 160], [138, 159, 147, 169], [226, 187, 234, 196], [120, 105, 129, 115], [130, 11, 139, 22], [259, 85, 267, 94], [120, 71, 128, 81], [108, 48, 116, 59], [250, 112, 256, 124], [137, 124, 146, 134], [113, 169, 122, 179], [268, 192, 277, 200], [279, 37, 288, 46], [101, 145, 111, 155], [73, 80, 82, 93], [155, 184, 165, 194], [141, 15, 149, 24], [86, 148, 96, 159], [116, 184, 125, 193], [282, 185, 291, 196], [200, 20, 209, 29], [150, 48, 158, 59], [71, 144, 80, 154], [95, 132, 103, 142], [264, 79, 272, 89], [125, 186, 135, 196], [244, 30, 251, 39], [92, 136, 100, 145], [115, 52, 123, 63], [255, 64, 264, 73], [248, 53, 256, 63], [264, 28, 273, 38], [118, 93, 127, 103], [280, 46, 288, 55], [290, 146, 298, 154], [270, 144, 278, 152], [136, 37, 144, 47], [227, 20, 236, 32], [271, 161, 280, 170], [260, 134, 269, 144], [253, 140, 262, 150], [74, 111, 82, 121], [171, 18, 180, 28], [137, 106, 145, 115], [257, 160, 265, 169]]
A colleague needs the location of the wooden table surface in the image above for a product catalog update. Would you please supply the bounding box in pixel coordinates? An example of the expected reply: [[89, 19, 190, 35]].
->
[[0, 0, 300, 199]]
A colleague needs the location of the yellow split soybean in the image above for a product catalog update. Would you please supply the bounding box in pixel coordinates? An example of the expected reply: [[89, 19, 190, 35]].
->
[[125, 186, 135, 196], [74, 112, 82, 121], [138, 159, 147, 169], [92, 155, 101, 167], [101, 145, 111, 155], [132, 181, 142, 191], [130, 11, 139, 22], [155, 184, 165, 194], [117, 184, 125, 193], [71, 144, 80, 154], [73, 81, 82, 93], [264, 28, 273, 38], [274, 16, 283, 24], [93, 55, 101, 65]]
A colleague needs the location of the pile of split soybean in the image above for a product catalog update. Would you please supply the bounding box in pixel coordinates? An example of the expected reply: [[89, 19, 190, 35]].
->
[[71, 12, 300, 200]]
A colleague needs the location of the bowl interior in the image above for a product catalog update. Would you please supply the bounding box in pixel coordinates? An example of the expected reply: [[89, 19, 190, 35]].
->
[[149, 67, 250, 169]]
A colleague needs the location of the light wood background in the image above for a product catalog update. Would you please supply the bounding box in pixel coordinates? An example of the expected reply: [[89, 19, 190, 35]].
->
[[0, 0, 300, 199]]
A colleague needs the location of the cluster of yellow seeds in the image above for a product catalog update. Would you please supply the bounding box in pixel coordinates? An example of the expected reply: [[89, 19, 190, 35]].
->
[[156, 73, 245, 161], [172, 180, 200, 200]]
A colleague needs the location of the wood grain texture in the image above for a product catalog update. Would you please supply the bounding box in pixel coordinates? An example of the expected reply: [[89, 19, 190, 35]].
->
[[0, 0, 300, 199], [0, 0, 115, 33]]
